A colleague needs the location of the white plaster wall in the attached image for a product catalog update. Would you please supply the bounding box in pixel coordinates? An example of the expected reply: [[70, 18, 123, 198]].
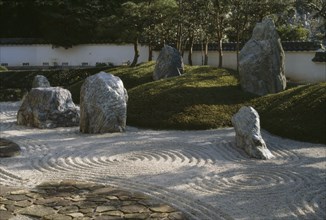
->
[[0, 44, 149, 66], [0, 45, 37, 66], [284, 52, 326, 83], [1, 44, 325, 83], [171, 50, 325, 83]]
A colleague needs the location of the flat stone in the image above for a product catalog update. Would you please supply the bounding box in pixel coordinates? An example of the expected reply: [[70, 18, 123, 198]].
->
[[10, 189, 30, 195], [150, 212, 169, 218], [58, 205, 79, 214], [16, 205, 56, 217], [95, 216, 122, 220], [67, 212, 84, 218], [1, 199, 15, 205], [79, 208, 95, 214], [14, 200, 33, 207], [96, 205, 116, 212], [76, 201, 97, 209], [70, 195, 86, 202], [102, 210, 123, 217], [0, 210, 15, 219], [149, 204, 176, 213], [120, 204, 148, 213], [91, 187, 116, 195], [5, 204, 16, 212], [0, 138, 21, 157], [124, 213, 149, 219], [34, 197, 64, 205], [44, 214, 72, 220], [7, 194, 29, 201], [0, 204, 6, 210], [106, 195, 119, 200]]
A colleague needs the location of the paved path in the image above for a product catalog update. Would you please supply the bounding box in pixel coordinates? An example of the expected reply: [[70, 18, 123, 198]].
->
[[0, 101, 325, 219]]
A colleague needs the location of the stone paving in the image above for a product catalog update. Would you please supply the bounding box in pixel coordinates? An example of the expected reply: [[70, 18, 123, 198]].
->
[[0, 180, 186, 219]]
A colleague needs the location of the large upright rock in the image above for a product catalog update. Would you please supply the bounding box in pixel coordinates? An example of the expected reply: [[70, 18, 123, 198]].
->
[[153, 45, 184, 80], [32, 75, 50, 88], [231, 106, 274, 160], [17, 87, 80, 128], [239, 18, 286, 96], [80, 72, 128, 133]]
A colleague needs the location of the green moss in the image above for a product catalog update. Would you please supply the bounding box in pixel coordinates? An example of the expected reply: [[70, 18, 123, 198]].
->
[[251, 83, 326, 144], [127, 66, 256, 129], [1, 62, 325, 144]]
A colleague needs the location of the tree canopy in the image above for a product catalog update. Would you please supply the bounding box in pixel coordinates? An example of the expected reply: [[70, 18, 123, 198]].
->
[[0, 0, 324, 65]]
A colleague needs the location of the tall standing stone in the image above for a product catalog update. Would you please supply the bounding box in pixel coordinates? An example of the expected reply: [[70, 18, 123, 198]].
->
[[239, 18, 286, 96], [32, 75, 51, 88], [17, 87, 80, 128], [153, 45, 184, 81], [80, 72, 128, 134], [231, 106, 274, 160]]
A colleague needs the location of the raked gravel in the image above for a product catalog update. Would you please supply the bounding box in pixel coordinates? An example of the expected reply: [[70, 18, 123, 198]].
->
[[0, 101, 325, 220]]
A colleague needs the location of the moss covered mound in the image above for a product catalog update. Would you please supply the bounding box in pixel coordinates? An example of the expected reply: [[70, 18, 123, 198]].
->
[[252, 83, 326, 144], [1, 62, 325, 144]]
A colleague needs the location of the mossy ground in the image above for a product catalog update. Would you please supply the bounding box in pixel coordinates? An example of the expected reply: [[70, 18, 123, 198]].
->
[[1, 62, 325, 144]]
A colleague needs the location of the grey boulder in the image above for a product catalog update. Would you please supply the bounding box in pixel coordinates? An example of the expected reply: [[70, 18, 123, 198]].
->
[[32, 75, 51, 88], [17, 87, 80, 128], [239, 18, 286, 96], [153, 45, 184, 80], [231, 106, 274, 160], [80, 72, 128, 133]]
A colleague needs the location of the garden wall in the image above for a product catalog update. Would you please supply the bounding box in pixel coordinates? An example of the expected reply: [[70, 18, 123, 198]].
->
[[1, 43, 325, 83], [0, 44, 148, 67], [154, 50, 326, 83]]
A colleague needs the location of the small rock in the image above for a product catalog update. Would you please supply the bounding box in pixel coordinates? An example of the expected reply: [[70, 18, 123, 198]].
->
[[231, 106, 274, 159], [0, 138, 21, 157], [32, 75, 51, 88], [153, 45, 184, 80]]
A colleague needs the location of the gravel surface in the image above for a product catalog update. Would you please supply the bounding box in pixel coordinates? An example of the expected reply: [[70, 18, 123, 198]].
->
[[0, 101, 325, 220]]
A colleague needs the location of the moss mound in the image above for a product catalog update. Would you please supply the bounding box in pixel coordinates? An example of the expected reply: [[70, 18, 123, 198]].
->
[[252, 83, 326, 144], [0, 62, 325, 144], [127, 66, 256, 129]]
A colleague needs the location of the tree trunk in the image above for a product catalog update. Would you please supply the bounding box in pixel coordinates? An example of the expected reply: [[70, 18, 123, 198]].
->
[[131, 36, 139, 67], [217, 37, 223, 68], [236, 30, 240, 74], [204, 37, 208, 65], [148, 41, 153, 61], [188, 34, 194, 66]]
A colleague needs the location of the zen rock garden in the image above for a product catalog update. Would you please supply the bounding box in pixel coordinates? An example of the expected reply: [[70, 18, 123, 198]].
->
[[14, 25, 281, 160]]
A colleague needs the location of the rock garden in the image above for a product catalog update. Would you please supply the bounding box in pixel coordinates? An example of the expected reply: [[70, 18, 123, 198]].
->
[[0, 19, 325, 220]]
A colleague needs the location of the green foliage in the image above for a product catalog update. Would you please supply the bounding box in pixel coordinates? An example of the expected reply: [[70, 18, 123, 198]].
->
[[277, 25, 310, 41], [0, 66, 8, 72]]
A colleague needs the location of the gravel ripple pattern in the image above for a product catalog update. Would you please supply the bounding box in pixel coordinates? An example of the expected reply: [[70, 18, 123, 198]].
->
[[0, 102, 325, 220]]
